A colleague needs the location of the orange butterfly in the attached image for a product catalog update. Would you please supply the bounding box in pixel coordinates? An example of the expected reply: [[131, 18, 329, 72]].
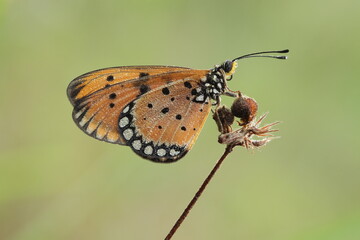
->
[[67, 50, 288, 163]]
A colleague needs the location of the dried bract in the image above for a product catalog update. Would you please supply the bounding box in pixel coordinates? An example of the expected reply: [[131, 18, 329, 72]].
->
[[218, 112, 280, 149]]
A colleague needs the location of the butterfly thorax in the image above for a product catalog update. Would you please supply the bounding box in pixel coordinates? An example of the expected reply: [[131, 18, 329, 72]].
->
[[196, 66, 227, 103]]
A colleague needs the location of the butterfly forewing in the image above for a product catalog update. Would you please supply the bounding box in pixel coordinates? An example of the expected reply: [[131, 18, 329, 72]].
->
[[67, 66, 191, 103], [67, 66, 211, 162]]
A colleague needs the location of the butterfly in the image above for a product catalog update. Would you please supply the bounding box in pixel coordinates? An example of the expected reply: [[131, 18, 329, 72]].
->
[[67, 49, 288, 163]]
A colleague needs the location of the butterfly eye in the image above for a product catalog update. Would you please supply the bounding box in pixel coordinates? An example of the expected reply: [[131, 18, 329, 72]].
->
[[222, 61, 233, 73]]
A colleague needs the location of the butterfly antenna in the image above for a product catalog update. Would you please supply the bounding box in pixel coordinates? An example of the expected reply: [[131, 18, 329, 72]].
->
[[232, 49, 289, 62]]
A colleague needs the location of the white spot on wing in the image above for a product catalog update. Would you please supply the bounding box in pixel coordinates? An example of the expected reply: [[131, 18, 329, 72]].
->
[[157, 148, 166, 157], [132, 140, 142, 150], [196, 95, 204, 101], [144, 145, 153, 155], [119, 117, 129, 128], [122, 105, 130, 113], [123, 128, 133, 140], [170, 148, 180, 157]]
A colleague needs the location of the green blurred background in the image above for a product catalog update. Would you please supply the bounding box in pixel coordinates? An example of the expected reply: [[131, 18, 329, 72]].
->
[[1, 0, 359, 239]]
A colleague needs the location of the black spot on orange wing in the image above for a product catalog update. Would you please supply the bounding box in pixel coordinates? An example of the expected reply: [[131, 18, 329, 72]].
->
[[139, 72, 149, 78], [109, 93, 116, 99], [162, 87, 170, 95], [139, 84, 150, 95], [184, 81, 192, 88], [132, 74, 150, 88], [106, 75, 114, 81], [161, 107, 169, 114]]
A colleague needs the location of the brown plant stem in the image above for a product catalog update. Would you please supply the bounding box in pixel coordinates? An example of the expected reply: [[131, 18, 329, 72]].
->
[[164, 145, 234, 240]]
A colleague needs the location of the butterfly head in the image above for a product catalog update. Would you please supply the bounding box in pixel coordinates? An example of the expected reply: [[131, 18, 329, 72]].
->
[[220, 60, 238, 80], [202, 50, 289, 102]]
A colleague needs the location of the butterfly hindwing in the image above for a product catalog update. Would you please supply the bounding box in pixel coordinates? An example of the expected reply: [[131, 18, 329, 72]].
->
[[117, 71, 212, 162]]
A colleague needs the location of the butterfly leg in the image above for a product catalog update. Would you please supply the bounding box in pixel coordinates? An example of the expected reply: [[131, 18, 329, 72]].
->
[[211, 95, 222, 106], [223, 89, 240, 98]]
